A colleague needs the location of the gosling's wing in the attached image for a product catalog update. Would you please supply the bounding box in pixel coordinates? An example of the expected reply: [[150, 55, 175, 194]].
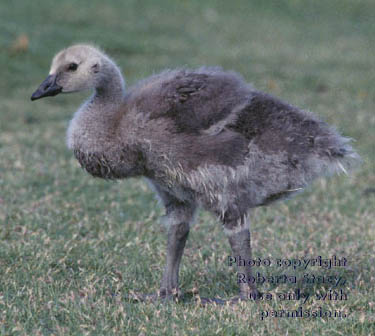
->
[[126, 68, 256, 170], [130, 67, 253, 134], [160, 69, 254, 134]]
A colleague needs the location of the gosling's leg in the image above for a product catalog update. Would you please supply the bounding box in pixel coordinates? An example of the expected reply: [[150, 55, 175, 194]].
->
[[158, 214, 191, 299], [198, 214, 259, 305], [131, 200, 196, 303], [226, 224, 259, 302]]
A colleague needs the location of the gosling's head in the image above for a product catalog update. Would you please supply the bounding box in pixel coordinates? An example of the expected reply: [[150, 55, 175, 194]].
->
[[31, 44, 111, 101]]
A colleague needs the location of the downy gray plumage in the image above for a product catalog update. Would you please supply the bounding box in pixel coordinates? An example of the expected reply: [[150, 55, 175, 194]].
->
[[31, 44, 360, 303]]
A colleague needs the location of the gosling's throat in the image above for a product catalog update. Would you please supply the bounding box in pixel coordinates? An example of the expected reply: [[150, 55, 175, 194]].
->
[[94, 60, 126, 103], [66, 70, 126, 152]]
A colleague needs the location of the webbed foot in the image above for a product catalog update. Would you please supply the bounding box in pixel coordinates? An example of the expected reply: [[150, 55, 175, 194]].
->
[[196, 289, 261, 305], [129, 288, 182, 303]]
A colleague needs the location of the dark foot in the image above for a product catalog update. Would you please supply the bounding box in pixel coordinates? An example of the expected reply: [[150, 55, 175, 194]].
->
[[196, 297, 227, 305], [196, 289, 262, 306], [239, 288, 262, 301], [128, 288, 182, 303], [196, 296, 254, 305]]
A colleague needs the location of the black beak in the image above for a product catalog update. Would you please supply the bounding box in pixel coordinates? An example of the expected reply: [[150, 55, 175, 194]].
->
[[31, 74, 62, 101]]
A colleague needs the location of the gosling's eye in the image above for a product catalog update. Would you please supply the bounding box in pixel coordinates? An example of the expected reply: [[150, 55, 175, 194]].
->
[[67, 63, 78, 71]]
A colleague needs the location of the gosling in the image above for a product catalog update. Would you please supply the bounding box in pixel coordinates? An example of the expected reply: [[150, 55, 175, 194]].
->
[[31, 44, 360, 304]]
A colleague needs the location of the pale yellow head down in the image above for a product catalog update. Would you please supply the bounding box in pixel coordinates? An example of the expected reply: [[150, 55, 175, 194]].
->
[[48, 44, 111, 93], [31, 44, 124, 101]]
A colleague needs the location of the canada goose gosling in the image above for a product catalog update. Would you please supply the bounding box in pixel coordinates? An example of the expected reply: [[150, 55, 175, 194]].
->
[[31, 44, 360, 304]]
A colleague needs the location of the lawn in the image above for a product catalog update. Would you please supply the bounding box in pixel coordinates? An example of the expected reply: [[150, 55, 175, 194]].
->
[[0, 0, 374, 335]]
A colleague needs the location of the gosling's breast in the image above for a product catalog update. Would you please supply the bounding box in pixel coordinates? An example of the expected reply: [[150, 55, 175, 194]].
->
[[73, 148, 145, 179], [73, 149, 120, 179]]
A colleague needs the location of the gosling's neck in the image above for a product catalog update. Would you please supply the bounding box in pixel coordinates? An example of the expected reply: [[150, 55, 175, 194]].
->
[[94, 58, 126, 104], [67, 59, 127, 152]]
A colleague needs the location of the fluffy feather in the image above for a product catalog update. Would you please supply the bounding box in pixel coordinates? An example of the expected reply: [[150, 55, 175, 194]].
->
[[31, 44, 361, 302]]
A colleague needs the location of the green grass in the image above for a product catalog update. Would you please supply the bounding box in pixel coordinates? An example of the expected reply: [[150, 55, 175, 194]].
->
[[0, 0, 374, 335]]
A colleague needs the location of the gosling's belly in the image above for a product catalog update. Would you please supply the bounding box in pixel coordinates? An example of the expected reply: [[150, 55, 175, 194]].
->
[[73, 149, 143, 179]]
